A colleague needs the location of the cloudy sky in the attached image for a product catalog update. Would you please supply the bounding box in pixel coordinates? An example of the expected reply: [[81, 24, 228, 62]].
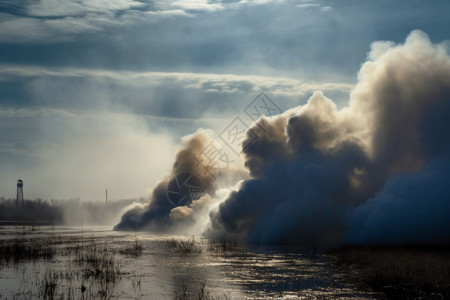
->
[[1, 0, 449, 201]]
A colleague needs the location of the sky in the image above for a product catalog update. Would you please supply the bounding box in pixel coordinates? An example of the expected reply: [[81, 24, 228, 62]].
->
[[1, 0, 449, 202]]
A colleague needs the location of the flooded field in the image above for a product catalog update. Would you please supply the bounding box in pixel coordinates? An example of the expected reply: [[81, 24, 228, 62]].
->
[[0, 226, 377, 299]]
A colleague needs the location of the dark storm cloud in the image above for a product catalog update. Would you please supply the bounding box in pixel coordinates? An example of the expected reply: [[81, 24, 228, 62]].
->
[[207, 31, 450, 246]]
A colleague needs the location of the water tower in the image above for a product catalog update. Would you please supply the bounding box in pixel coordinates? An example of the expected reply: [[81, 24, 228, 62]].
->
[[16, 179, 24, 207]]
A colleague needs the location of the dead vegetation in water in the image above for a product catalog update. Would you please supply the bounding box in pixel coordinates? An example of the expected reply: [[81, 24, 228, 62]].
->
[[38, 265, 123, 300], [167, 237, 202, 254], [174, 281, 231, 300], [166, 235, 238, 256], [118, 239, 144, 257], [208, 236, 238, 253], [0, 233, 127, 299], [0, 238, 56, 264], [329, 245, 450, 299], [36, 241, 124, 299], [75, 245, 122, 282], [40, 270, 60, 299]]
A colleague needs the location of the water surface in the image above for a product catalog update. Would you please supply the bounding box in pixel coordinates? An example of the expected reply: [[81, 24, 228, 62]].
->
[[0, 226, 377, 299]]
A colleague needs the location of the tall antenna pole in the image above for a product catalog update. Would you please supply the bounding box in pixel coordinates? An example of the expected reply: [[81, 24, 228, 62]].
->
[[106, 189, 108, 205]]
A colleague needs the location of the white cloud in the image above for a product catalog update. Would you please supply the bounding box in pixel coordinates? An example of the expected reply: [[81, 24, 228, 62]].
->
[[0, 0, 330, 43], [27, 0, 145, 17], [0, 0, 187, 42], [296, 3, 320, 8], [0, 16, 52, 43], [172, 0, 225, 12], [0, 65, 354, 98]]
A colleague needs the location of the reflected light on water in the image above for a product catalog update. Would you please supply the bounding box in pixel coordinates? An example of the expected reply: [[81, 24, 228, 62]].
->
[[0, 226, 378, 299]]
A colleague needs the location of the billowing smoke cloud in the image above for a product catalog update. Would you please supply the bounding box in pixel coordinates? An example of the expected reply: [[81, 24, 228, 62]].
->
[[113, 129, 247, 233], [116, 31, 450, 246], [208, 30, 450, 246]]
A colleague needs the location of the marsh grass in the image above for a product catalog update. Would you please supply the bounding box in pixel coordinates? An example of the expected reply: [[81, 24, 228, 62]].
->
[[2, 229, 383, 299], [167, 237, 202, 254], [0, 233, 124, 299], [207, 237, 251, 262], [38, 266, 121, 300], [0, 238, 55, 264], [174, 281, 230, 300], [118, 239, 144, 257], [329, 245, 450, 298], [40, 270, 62, 299], [45, 243, 122, 299], [73, 241, 122, 299], [208, 236, 237, 253]]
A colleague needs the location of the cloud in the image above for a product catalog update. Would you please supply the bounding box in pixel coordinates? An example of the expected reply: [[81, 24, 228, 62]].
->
[[0, 65, 353, 93], [0, 0, 188, 43], [2, 0, 449, 87], [26, 0, 145, 17], [0, 65, 353, 119], [172, 0, 225, 12]]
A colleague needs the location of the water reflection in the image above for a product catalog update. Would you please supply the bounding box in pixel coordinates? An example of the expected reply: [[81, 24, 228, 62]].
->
[[0, 226, 377, 299]]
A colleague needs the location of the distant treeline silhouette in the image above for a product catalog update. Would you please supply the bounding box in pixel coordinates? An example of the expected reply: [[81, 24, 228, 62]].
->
[[0, 198, 62, 224], [0, 197, 146, 226]]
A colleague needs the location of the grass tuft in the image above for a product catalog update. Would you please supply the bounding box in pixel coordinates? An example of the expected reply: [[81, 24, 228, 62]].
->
[[167, 237, 202, 254], [119, 239, 144, 257]]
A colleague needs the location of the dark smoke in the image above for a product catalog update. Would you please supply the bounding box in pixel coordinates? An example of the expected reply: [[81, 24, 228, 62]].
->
[[115, 31, 450, 246], [207, 31, 450, 246], [114, 129, 218, 232]]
